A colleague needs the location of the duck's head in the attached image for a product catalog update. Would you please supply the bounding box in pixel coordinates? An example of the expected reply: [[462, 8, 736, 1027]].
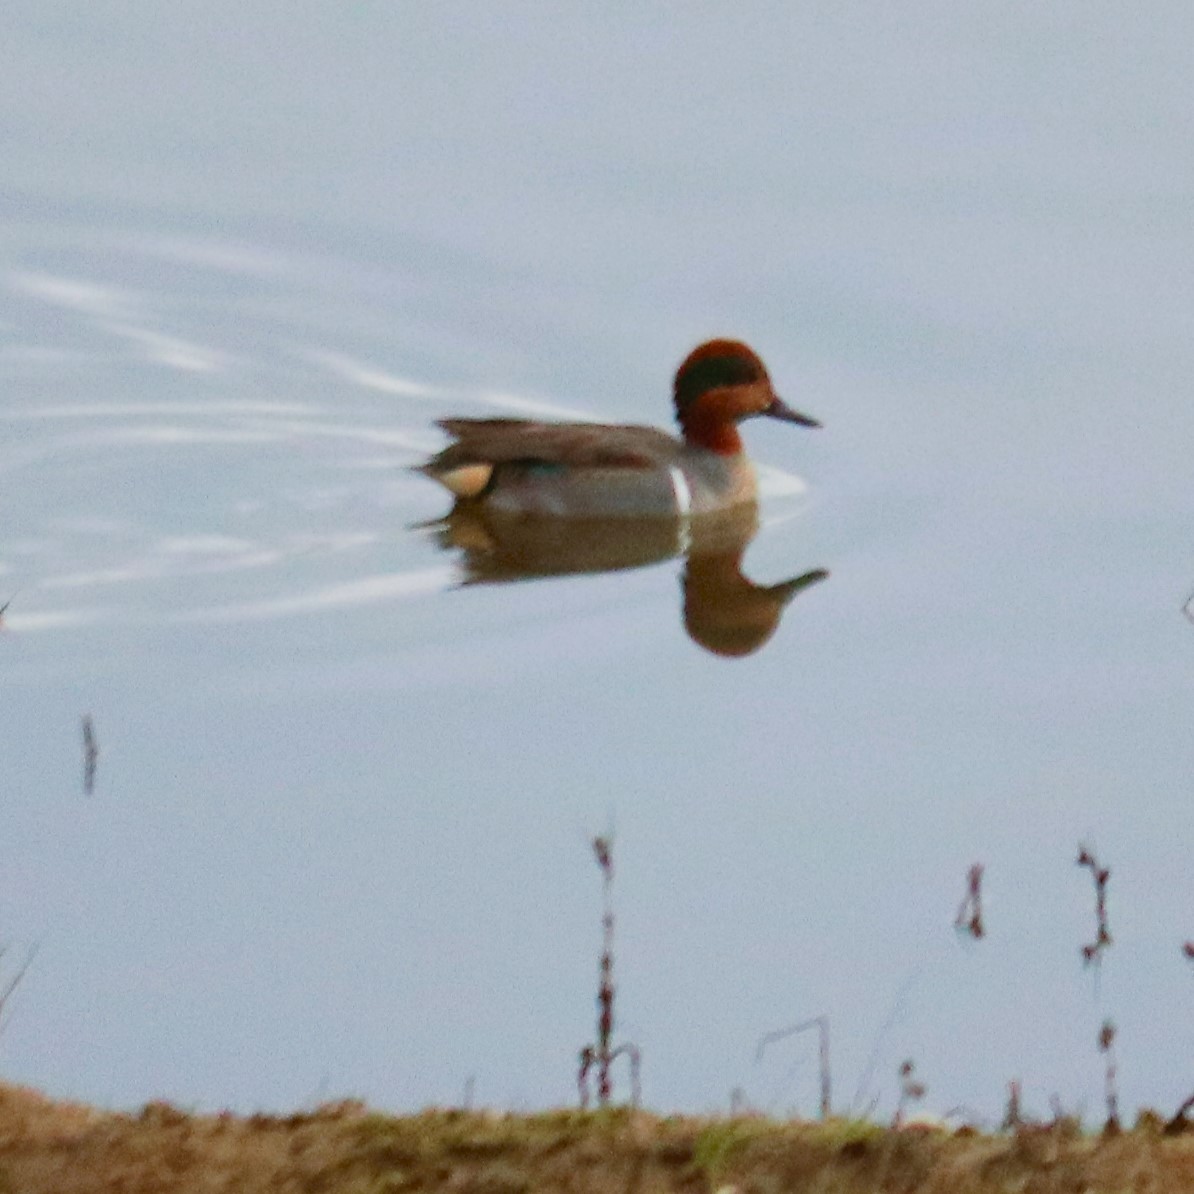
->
[[673, 339, 820, 454]]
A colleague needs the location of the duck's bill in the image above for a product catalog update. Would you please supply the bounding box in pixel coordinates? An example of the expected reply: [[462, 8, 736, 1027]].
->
[[765, 395, 821, 428]]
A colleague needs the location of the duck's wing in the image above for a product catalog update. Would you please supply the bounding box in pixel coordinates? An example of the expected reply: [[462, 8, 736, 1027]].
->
[[429, 418, 679, 470]]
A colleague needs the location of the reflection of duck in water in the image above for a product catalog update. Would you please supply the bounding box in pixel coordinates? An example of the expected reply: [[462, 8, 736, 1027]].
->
[[418, 339, 819, 518], [429, 501, 828, 658]]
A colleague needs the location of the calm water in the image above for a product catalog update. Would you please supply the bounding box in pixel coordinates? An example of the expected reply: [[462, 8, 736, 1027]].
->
[[1, 6, 1192, 1121]]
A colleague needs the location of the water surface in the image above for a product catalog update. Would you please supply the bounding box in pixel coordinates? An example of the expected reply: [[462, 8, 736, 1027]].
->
[[1, 5, 1192, 1121]]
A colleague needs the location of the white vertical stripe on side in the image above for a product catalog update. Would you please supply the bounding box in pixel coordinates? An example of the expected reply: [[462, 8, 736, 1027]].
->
[[668, 466, 693, 517]]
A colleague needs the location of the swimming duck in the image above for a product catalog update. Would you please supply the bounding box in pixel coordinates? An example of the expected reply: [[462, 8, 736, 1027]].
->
[[418, 339, 819, 517]]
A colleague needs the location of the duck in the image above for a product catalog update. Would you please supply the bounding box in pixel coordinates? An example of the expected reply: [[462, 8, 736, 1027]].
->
[[418, 339, 819, 518]]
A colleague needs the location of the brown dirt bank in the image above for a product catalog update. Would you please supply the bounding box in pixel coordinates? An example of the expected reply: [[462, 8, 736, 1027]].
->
[[0, 1081, 1192, 1193]]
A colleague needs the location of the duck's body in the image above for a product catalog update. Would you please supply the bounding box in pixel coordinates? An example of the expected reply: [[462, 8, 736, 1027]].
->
[[426, 417, 759, 517], [419, 339, 819, 518]]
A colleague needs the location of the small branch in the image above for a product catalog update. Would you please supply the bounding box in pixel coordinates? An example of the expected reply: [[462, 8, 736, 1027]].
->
[[1165, 1092, 1194, 1136]]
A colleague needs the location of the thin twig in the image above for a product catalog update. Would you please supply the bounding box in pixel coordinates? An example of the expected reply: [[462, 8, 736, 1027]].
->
[[0, 944, 38, 1033], [756, 1015, 831, 1119], [850, 973, 918, 1114]]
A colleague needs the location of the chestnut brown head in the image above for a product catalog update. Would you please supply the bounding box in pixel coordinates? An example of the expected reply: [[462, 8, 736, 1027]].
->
[[673, 339, 819, 452]]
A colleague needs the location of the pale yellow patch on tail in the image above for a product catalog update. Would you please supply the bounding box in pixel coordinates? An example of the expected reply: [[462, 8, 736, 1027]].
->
[[435, 463, 494, 499]]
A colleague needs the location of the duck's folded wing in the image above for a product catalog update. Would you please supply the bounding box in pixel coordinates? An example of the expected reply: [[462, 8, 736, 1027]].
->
[[430, 418, 677, 469]]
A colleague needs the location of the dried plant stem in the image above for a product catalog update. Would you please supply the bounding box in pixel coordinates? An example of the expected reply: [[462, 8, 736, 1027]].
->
[[577, 837, 640, 1110], [82, 715, 99, 796], [1098, 1021, 1120, 1134], [1001, 1080, 1022, 1132], [1076, 845, 1112, 964], [954, 863, 985, 939], [893, 1060, 926, 1128]]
